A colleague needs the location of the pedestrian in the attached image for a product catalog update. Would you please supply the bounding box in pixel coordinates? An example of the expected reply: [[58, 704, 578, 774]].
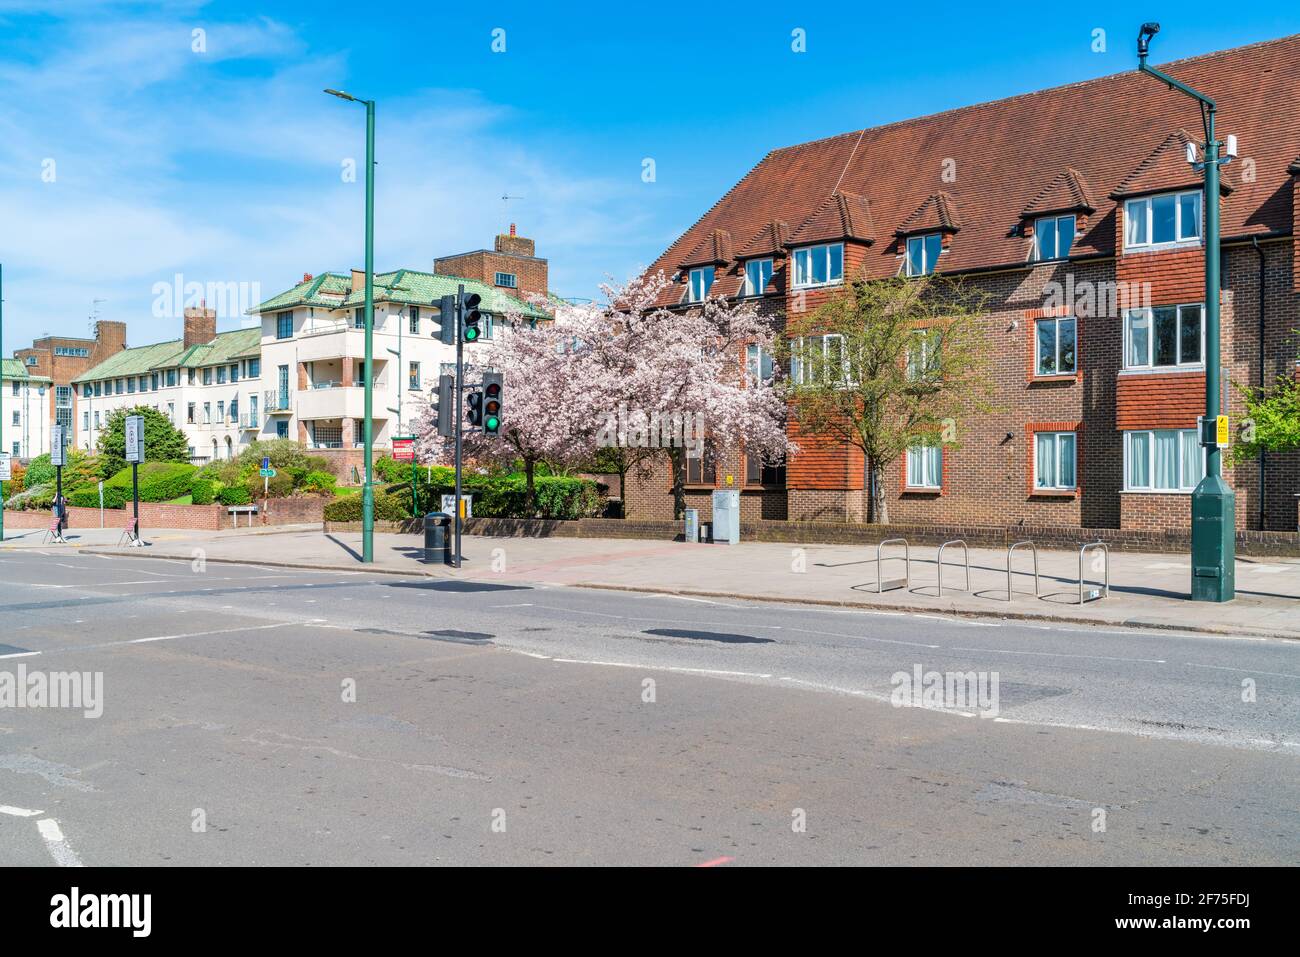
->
[[51, 493, 68, 543]]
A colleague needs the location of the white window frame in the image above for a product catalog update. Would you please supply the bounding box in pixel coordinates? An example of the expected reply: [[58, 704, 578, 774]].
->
[[1124, 190, 1202, 250], [791, 243, 844, 289], [745, 344, 774, 388], [1123, 304, 1204, 370], [1033, 431, 1077, 490], [744, 258, 774, 297], [687, 266, 714, 303], [1035, 316, 1077, 377], [790, 334, 849, 386], [905, 444, 943, 489], [1123, 429, 1205, 492], [906, 328, 941, 381], [1033, 214, 1076, 262], [494, 272, 517, 289], [905, 233, 942, 277]]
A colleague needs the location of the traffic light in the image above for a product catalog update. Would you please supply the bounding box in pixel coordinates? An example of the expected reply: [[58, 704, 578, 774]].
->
[[466, 388, 484, 427], [433, 374, 454, 438], [482, 371, 502, 437], [433, 295, 456, 345], [461, 291, 483, 343]]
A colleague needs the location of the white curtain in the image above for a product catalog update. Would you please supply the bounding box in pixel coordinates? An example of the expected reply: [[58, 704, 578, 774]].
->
[[1036, 433, 1056, 487], [1128, 432, 1150, 488], [1059, 433, 1076, 487], [1153, 431, 1178, 489], [1179, 430, 1202, 489]]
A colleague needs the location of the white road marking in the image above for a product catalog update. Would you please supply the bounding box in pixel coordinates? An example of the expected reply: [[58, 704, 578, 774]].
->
[[36, 818, 83, 867], [0, 804, 43, 817], [649, 594, 739, 608], [1243, 564, 1292, 574], [951, 646, 1166, 664], [548, 656, 773, 679], [1184, 662, 1300, 680], [0, 651, 41, 660]]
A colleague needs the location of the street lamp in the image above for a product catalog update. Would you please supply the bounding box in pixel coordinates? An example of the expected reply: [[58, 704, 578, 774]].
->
[[325, 87, 377, 564], [1136, 24, 1235, 602]]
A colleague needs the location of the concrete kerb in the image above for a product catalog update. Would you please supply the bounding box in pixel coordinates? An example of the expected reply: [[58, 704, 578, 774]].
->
[[74, 546, 1299, 642]]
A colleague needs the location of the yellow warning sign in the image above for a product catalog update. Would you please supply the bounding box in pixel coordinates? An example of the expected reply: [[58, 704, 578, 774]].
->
[[1215, 414, 1230, 448]]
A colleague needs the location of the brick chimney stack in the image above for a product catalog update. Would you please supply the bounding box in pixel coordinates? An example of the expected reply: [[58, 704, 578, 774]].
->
[[494, 226, 535, 258], [183, 304, 217, 348]]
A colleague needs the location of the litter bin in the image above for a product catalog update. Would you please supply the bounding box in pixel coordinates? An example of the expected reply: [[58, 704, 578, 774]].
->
[[424, 512, 453, 565]]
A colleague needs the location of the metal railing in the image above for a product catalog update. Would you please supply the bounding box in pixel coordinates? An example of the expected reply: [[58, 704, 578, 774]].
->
[[1006, 541, 1040, 600], [310, 380, 343, 390], [240, 413, 260, 430], [936, 539, 970, 596], [874, 538, 910, 593], [1078, 541, 1110, 604], [264, 390, 291, 412]]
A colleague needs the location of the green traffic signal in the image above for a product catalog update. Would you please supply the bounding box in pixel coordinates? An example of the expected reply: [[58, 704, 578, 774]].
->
[[464, 325, 480, 341]]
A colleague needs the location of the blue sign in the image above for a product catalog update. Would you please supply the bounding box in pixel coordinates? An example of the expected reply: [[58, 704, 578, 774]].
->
[[261, 456, 270, 470]]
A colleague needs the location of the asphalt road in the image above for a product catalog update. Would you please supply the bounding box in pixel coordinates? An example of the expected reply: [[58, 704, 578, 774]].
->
[[1, 547, 1297, 865]]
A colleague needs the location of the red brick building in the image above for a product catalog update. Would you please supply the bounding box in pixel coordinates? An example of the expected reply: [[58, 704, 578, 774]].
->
[[434, 225, 549, 303], [12, 321, 127, 451], [625, 35, 1300, 533]]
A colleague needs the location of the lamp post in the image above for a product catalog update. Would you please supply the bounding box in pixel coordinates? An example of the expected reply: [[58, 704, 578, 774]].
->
[[1, 263, 5, 544], [326, 88, 377, 563], [1136, 23, 1235, 602]]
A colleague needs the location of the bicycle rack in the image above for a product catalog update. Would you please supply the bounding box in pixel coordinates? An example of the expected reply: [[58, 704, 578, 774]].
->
[[1006, 540, 1040, 601], [936, 539, 970, 596], [874, 538, 910, 593], [1078, 541, 1110, 603]]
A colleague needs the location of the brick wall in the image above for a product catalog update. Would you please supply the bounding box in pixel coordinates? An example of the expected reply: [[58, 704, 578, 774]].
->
[[626, 241, 1300, 535], [4, 496, 328, 532]]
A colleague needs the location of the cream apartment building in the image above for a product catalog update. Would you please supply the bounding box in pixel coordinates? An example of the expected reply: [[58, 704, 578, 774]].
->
[[2, 357, 53, 459]]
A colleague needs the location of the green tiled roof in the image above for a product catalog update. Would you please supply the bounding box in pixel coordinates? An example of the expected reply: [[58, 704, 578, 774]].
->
[[73, 328, 262, 384], [252, 269, 552, 320], [2, 357, 51, 383]]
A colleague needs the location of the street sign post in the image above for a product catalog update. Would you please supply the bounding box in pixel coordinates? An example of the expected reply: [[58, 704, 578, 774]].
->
[[125, 415, 145, 547], [393, 436, 417, 517], [0, 454, 10, 540], [50, 424, 66, 541], [260, 465, 276, 497]]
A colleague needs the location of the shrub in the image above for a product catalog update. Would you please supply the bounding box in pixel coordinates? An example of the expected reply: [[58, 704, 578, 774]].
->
[[114, 462, 197, 503], [247, 471, 294, 500], [406, 474, 602, 519], [322, 491, 410, 523], [24, 454, 55, 488], [190, 480, 216, 506], [301, 470, 337, 494], [4, 482, 54, 511], [2, 461, 26, 494], [68, 484, 128, 509], [97, 406, 190, 478], [218, 485, 252, 506], [236, 440, 318, 473]]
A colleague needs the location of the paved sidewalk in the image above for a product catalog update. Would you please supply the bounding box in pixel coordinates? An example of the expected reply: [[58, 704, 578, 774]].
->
[[9, 523, 1295, 640]]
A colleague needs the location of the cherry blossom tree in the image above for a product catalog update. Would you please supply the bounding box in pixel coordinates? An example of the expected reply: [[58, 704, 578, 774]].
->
[[412, 271, 793, 519]]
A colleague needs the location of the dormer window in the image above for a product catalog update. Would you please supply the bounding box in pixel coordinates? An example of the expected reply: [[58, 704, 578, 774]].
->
[[1124, 190, 1201, 250], [744, 258, 774, 297], [688, 267, 714, 303], [1033, 214, 1076, 261], [792, 243, 843, 288], [905, 233, 942, 276]]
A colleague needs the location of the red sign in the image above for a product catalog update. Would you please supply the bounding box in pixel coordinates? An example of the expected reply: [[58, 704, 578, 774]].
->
[[392, 437, 415, 463]]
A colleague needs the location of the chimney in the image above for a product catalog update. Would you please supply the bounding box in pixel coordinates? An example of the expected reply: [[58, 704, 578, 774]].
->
[[495, 228, 535, 258], [351, 269, 364, 293], [303, 272, 314, 284], [183, 305, 217, 348]]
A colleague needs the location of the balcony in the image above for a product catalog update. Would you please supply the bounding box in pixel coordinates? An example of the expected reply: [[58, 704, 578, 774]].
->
[[296, 385, 372, 422], [240, 413, 260, 430], [264, 390, 292, 414]]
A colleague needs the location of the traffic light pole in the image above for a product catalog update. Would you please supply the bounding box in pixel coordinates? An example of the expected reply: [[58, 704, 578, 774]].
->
[[453, 284, 465, 569]]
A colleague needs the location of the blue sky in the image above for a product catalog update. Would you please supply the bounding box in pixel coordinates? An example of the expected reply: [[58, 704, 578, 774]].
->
[[1, 0, 1297, 353]]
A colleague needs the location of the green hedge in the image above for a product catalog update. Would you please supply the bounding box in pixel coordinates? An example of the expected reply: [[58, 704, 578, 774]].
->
[[322, 491, 411, 523], [218, 485, 252, 506], [406, 475, 602, 520], [190, 480, 216, 506], [65, 463, 197, 509]]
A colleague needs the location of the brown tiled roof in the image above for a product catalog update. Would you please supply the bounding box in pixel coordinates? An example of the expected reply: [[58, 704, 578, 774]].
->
[[896, 191, 961, 236], [646, 34, 1300, 304], [1111, 129, 1232, 198], [786, 191, 876, 246], [1021, 167, 1096, 218], [679, 228, 734, 267], [1289, 154, 1300, 174], [736, 220, 790, 259]]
